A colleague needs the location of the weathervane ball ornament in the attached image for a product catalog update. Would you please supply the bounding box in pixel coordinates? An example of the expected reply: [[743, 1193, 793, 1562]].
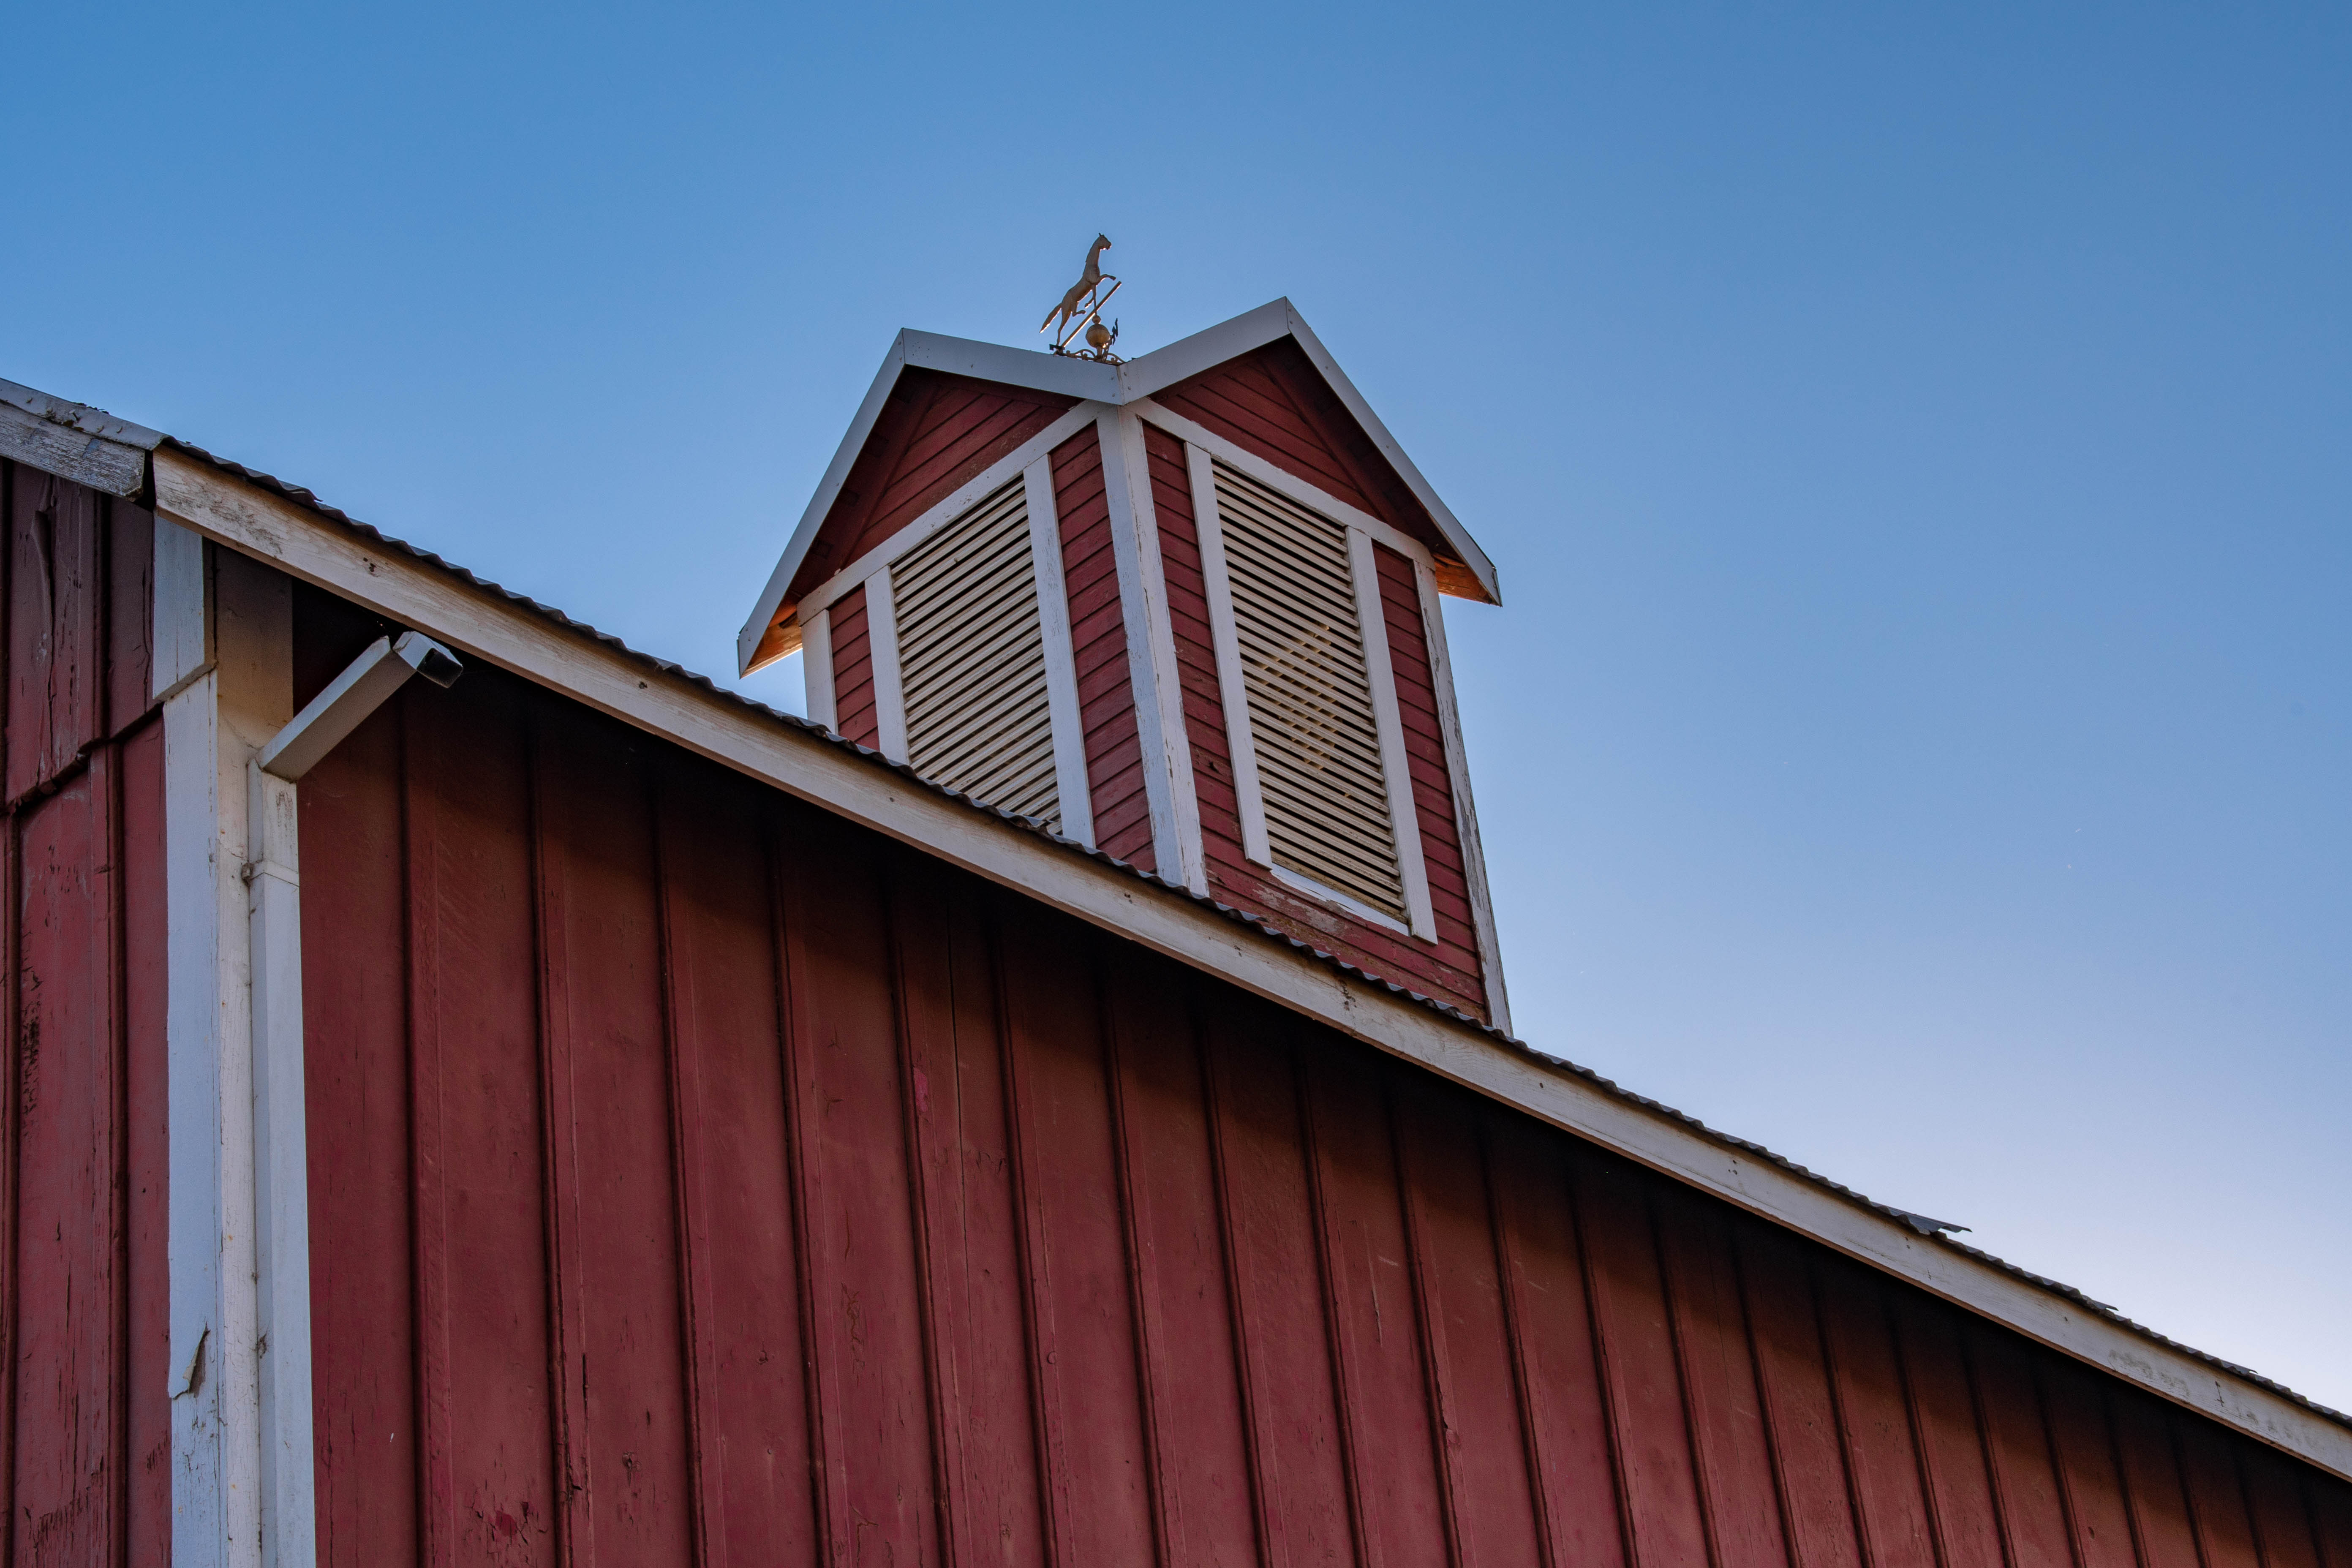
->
[[1042, 234, 1122, 362]]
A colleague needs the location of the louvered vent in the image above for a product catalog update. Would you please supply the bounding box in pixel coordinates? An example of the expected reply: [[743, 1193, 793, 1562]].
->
[[894, 480, 1060, 828], [1214, 461, 1406, 919]]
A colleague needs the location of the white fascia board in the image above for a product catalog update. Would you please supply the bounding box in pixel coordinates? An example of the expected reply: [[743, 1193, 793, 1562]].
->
[[1279, 305, 1500, 605], [1136, 400, 1433, 565], [1113, 299, 1297, 403], [738, 335, 913, 674], [152, 445, 2352, 1486], [899, 329, 1121, 401]]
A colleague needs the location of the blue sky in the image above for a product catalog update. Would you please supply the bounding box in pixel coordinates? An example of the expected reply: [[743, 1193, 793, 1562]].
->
[[10, 4, 2347, 1405]]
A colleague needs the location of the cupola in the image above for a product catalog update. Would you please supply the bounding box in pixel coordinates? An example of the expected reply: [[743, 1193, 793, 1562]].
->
[[739, 300, 1509, 1029]]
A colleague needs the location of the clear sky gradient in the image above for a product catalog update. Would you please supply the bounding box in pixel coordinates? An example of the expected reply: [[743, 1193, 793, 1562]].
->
[[10, 3, 2347, 1406]]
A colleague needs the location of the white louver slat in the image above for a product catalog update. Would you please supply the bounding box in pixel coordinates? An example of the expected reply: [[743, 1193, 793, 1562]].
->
[[892, 479, 1062, 829], [1212, 461, 1408, 920]]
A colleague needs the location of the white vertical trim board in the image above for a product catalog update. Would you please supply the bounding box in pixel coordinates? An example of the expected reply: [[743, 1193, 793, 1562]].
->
[[1184, 440, 1270, 867], [1096, 409, 1206, 892], [1024, 457, 1095, 848], [153, 517, 213, 702], [865, 567, 909, 765], [1349, 528, 1437, 942], [801, 609, 836, 732], [1413, 560, 1511, 1035], [247, 760, 316, 1568]]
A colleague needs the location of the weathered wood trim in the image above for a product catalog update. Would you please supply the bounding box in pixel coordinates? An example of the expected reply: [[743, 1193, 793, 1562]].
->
[[1183, 440, 1270, 867], [1024, 457, 1095, 848], [150, 446, 2352, 1484], [1411, 556, 1510, 1035], [800, 607, 836, 732], [1349, 528, 1437, 942], [0, 394, 155, 498], [1096, 411, 1204, 892]]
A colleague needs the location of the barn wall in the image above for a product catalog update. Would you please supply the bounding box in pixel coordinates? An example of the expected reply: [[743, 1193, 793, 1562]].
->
[[0, 461, 172, 1565], [295, 583, 2352, 1568]]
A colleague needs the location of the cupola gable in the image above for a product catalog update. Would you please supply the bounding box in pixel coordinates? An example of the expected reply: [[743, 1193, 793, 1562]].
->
[[743, 302, 1508, 1029]]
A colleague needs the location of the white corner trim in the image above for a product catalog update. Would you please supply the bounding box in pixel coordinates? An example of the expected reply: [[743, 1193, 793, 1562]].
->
[[248, 758, 317, 1568], [1024, 457, 1094, 848], [1096, 410, 1206, 892], [1131, 397, 1433, 566], [1349, 528, 1437, 942], [801, 608, 836, 732], [1185, 441, 1269, 868], [152, 518, 213, 703], [865, 567, 908, 765], [1414, 560, 1511, 1036], [149, 446, 2352, 1485], [791, 401, 1103, 623]]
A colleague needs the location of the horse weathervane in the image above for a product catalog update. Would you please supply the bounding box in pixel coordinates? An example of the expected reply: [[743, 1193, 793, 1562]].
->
[[1040, 234, 1122, 362]]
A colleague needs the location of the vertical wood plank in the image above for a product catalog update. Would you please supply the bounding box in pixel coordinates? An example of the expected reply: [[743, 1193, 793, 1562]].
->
[[2036, 1355, 2141, 1568], [1203, 999, 1357, 1568], [10, 768, 122, 1565], [659, 774, 821, 1565], [1102, 949, 1258, 1568], [2109, 1387, 2205, 1568], [106, 501, 154, 737], [1483, 1116, 1629, 1568], [7, 469, 104, 800], [1966, 1323, 2077, 1565], [1650, 1187, 1786, 1568], [1815, 1258, 1938, 1568], [993, 898, 1157, 1566], [1570, 1147, 1712, 1568], [1884, 1293, 2007, 1568], [2175, 1416, 2264, 1568], [1394, 1088, 1544, 1568], [1734, 1220, 1866, 1568], [121, 715, 172, 1568], [2239, 1448, 2324, 1568]]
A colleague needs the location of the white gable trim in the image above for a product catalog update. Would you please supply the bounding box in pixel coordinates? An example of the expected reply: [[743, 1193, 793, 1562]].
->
[[1413, 561, 1511, 1036], [1132, 398, 1433, 565], [1024, 456, 1095, 849], [800, 608, 836, 732], [154, 446, 2352, 1486], [1350, 527, 1439, 941], [741, 303, 1500, 672], [864, 566, 909, 764], [791, 401, 1102, 623], [1184, 441, 1270, 868]]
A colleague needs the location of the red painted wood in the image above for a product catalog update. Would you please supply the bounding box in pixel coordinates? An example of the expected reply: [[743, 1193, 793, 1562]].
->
[[2110, 1386, 2207, 1568], [286, 603, 2352, 1568], [784, 371, 1078, 611], [122, 718, 171, 1568], [1146, 424, 1492, 1022], [1050, 428, 1152, 869], [8, 465, 106, 802], [2038, 1354, 2142, 1568], [1651, 1187, 1786, 1568], [826, 583, 877, 749], [1884, 1293, 2008, 1568], [13, 765, 122, 1563], [2310, 1474, 2352, 1568], [1814, 1258, 1938, 1568], [107, 502, 154, 736], [1736, 1221, 1868, 1568]]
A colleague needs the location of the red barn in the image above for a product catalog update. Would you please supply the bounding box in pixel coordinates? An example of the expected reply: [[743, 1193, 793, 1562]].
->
[[0, 305, 2345, 1568]]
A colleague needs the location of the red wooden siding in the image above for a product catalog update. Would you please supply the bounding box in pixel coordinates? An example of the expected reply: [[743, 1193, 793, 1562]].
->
[[297, 582, 2352, 1566], [785, 370, 1078, 609], [0, 463, 170, 1566], [1146, 424, 1489, 1020], [1153, 340, 1454, 569], [826, 581, 878, 748], [1049, 427, 1152, 868]]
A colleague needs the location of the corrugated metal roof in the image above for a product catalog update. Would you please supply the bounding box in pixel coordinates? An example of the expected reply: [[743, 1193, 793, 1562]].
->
[[3, 374, 2333, 1442]]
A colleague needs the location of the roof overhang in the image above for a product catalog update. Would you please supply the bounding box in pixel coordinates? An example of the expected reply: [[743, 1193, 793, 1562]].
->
[[736, 299, 1502, 675], [133, 438, 2352, 1484]]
